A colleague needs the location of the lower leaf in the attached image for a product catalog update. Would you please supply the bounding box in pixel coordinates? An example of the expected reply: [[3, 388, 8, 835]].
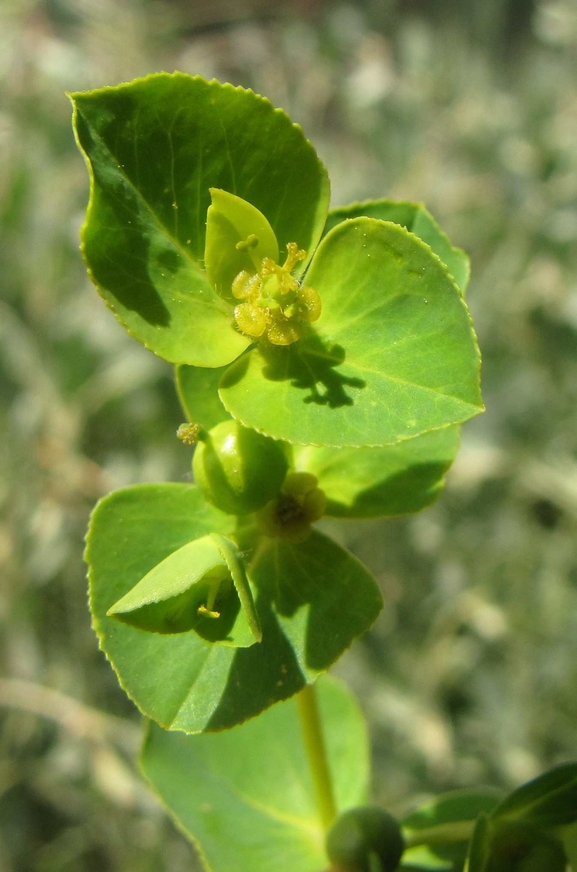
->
[[140, 675, 369, 872]]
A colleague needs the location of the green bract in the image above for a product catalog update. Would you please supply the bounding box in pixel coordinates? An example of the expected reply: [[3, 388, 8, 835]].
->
[[86, 484, 383, 732], [192, 420, 289, 515], [70, 71, 483, 449], [107, 533, 261, 644]]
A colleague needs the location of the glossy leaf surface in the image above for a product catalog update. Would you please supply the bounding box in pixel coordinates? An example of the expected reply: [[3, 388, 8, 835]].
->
[[324, 200, 470, 295], [140, 675, 369, 872], [492, 762, 577, 827], [70, 73, 329, 366], [86, 484, 381, 732], [294, 427, 460, 518], [401, 789, 504, 871], [220, 218, 483, 448], [108, 534, 261, 645]]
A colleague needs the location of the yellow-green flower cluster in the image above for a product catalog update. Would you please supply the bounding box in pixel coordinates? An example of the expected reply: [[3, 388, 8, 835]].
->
[[232, 242, 321, 346]]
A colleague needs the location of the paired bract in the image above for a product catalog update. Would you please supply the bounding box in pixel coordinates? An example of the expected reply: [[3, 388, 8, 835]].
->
[[71, 72, 483, 734]]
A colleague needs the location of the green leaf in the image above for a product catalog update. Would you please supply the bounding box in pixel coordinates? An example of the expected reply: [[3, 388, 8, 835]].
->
[[294, 427, 460, 519], [463, 815, 492, 872], [70, 73, 329, 366], [401, 789, 504, 872], [248, 530, 383, 678], [176, 363, 232, 430], [205, 188, 279, 300], [140, 675, 369, 872], [108, 533, 261, 646], [86, 484, 381, 732], [220, 218, 483, 448], [492, 762, 577, 828], [324, 200, 470, 295]]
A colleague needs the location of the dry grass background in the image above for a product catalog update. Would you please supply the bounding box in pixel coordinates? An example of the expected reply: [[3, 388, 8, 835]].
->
[[1, 0, 577, 868]]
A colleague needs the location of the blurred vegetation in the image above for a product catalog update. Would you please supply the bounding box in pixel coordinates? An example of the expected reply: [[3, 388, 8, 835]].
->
[[1, 0, 577, 869]]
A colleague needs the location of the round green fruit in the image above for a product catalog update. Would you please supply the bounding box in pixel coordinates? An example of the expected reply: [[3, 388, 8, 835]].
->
[[326, 806, 405, 872], [193, 420, 288, 515]]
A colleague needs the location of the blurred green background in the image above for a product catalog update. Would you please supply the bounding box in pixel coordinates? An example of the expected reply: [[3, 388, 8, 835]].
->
[[2, 0, 577, 868]]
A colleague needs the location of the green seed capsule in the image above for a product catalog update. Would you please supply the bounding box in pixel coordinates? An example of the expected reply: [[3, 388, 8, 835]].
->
[[326, 806, 405, 872], [193, 420, 289, 516]]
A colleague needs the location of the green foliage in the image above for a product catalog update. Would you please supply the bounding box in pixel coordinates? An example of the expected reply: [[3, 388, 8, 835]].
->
[[140, 675, 369, 872], [220, 218, 482, 447], [324, 200, 470, 296], [464, 816, 567, 872], [401, 788, 504, 871], [491, 761, 577, 827], [460, 765, 577, 872], [293, 428, 460, 519], [86, 484, 383, 732], [69, 73, 329, 367], [107, 533, 261, 644], [71, 67, 574, 872]]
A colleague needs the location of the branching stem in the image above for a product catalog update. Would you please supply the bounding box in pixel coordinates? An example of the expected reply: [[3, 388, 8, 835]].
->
[[403, 819, 475, 849], [297, 683, 337, 831]]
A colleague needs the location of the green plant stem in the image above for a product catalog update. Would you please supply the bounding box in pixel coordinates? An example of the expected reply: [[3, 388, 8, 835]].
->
[[403, 820, 476, 849], [297, 683, 337, 831]]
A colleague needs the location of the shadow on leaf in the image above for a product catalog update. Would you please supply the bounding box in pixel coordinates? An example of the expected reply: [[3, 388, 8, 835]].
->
[[76, 108, 172, 327], [222, 332, 366, 409], [248, 532, 382, 673], [206, 596, 305, 730]]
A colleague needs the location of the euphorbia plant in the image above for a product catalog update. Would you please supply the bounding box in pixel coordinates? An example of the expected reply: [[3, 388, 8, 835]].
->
[[70, 73, 577, 872]]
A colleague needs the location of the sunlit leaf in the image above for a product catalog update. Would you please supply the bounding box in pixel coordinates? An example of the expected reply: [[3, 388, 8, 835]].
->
[[220, 218, 483, 447], [324, 200, 470, 294], [70, 73, 329, 366], [248, 530, 383, 678], [140, 675, 369, 872], [176, 363, 232, 431]]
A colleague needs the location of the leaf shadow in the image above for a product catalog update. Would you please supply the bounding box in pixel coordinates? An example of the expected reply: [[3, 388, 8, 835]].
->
[[262, 332, 366, 408], [224, 331, 366, 409], [76, 108, 171, 327], [248, 534, 382, 674], [326, 459, 453, 518], [206, 596, 305, 731]]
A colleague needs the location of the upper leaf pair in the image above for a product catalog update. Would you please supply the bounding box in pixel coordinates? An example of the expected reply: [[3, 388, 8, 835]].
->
[[70, 72, 483, 448]]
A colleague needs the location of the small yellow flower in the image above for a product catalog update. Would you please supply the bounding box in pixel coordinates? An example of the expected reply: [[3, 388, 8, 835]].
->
[[231, 242, 322, 346], [257, 472, 327, 543]]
